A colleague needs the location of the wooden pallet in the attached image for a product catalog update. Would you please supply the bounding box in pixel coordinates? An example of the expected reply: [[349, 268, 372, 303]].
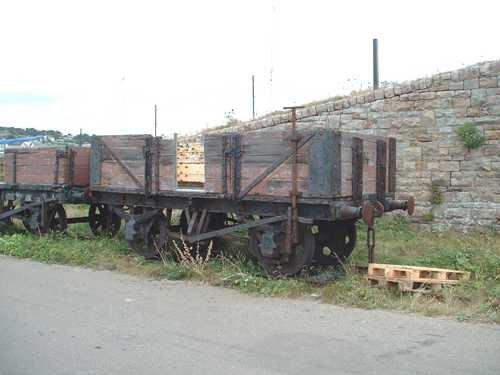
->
[[368, 277, 449, 293], [368, 263, 470, 283]]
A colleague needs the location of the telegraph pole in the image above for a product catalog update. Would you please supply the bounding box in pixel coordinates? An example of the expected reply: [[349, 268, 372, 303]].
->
[[154, 105, 157, 137], [252, 75, 255, 120], [373, 38, 379, 90]]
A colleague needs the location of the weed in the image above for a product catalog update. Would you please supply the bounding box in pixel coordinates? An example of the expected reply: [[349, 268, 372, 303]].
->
[[171, 239, 213, 277], [456, 122, 485, 150], [422, 211, 435, 222], [430, 183, 444, 205]]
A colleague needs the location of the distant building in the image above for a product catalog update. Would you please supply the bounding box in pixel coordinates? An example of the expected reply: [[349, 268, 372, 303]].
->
[[0, 136, 46, 155]]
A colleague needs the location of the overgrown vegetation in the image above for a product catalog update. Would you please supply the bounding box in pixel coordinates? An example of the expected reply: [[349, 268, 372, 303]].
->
[[456, 122, 485, 150], [0, 212, 499, 323], [430, 183, 444, 205], [422, 211, 435, 223]]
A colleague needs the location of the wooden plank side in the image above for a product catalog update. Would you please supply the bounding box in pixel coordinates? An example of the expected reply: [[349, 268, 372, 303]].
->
[[2, 148, 78, 185], [96, 135, 150, 190], [204, 134, 225, 193], [90, 137, 102, 187], [388, 137, 397, 193], [0, 156, 4, 181], [243, 148, 310, 197], [241, 177, 308, 196], [239, 132, 315, 199], [240, 162, 309, 181], [157, 137, 176, 191], [376, 139, 387, 202], [362, 140, 377, 195], [72, 147, 90, 187], [2, 153, 13, 182], [307, 130, 334, 197], [351, 137, 363, 204], [341, 137, 353, 196]]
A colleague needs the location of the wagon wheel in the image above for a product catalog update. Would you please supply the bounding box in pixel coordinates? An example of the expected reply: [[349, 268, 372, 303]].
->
[[128, 212, 168, 257], [249, 222, 315, 276], [47, 204, 68, 233], [0, 201, 16, 228], [88, 203, 121, 237], [179, 210, 226, 254], [23, 204, 67, 234], [312, 220, 357, 266]]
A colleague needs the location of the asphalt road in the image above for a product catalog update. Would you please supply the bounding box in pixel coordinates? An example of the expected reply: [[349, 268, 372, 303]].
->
[[0, 255, 499, 375]]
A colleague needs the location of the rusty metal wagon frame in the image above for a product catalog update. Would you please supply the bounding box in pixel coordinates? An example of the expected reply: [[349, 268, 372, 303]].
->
[[86, 109, 414, 275]]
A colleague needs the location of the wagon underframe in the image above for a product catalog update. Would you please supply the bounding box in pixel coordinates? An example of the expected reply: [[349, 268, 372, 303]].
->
[[0, 184, 89, 233], [89, 187, 412, 274]]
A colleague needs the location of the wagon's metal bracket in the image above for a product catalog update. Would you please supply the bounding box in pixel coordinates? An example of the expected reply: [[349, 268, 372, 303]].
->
[[0, 198, 57, 222], [169, 215, 288, 243]]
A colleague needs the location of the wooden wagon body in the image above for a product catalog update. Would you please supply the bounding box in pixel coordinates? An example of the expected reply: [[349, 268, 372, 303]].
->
[[2, 146, 90, 187], [0, 146, 91, 234], [89, 129, 396, 204]]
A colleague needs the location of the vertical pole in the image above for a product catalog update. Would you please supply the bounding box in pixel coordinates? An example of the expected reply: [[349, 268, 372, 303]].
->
[[373, 38, 379, 90], [252, 75, 255, 120], [173, 132, 178, 190], [283, 105, 304, 255], [154, 105, 157, 137], [79, 129, 82, 147]]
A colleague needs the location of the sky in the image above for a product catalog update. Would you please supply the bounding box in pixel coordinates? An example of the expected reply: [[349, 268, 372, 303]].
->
[[0, 0, 498, 137]]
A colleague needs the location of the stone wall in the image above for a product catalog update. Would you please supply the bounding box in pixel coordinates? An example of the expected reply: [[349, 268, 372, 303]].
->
[[207, 60, 500, 231]]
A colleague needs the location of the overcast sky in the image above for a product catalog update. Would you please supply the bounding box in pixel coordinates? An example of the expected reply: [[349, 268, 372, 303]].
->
[[0, 0, 498, 137]]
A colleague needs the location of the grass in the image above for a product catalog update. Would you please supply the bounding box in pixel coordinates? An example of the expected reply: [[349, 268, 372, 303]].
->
[[0, 208, 499, 324]]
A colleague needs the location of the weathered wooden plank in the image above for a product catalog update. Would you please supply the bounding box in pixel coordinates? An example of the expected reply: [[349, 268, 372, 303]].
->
[[308, 131, 334, 197], [238, 133, 315, 199], [352, 137, 363, 204], [362, 141, 377, 195], [91, 138, 102, 187], [240, 177, 308, 197], [231, 134, 241, 197], [240, 162, 308, 180], [332, 131, 342, 196], [204, 137, 223, 192], [100, 139, 144, 189], [376, 139, 387, 202], [144, 137, 153, 196], [155, 137, 176, 191], [388, 137, 396, 194], [3, 147, 90, 187]]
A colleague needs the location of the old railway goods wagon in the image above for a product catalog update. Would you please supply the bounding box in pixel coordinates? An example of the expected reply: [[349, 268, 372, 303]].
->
[[0, 146, 92, 233], [89, 128, 414, 275]]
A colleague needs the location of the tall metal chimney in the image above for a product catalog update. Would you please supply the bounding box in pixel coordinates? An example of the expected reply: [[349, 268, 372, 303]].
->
[[373, 38, 379, 90]]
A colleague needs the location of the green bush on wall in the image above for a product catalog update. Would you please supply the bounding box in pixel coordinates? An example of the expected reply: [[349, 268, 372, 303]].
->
[[456, 123, 485, 150], [430, 183, 444, 205]]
